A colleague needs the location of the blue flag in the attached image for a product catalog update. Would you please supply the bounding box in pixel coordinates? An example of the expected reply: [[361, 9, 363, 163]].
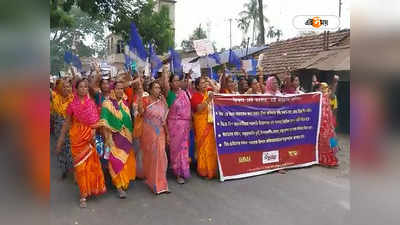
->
[[124, 53, 131, 70], [248, 58, 258, 76], [149, 44, 163, 78], [64, 51, 73, 64], [169, 48, 183, 79], [72, 54, 82, 70], [228, 49, 241, 70], [208, 52, 221, 65], [129, 23, 148, 61], [64, 51, 82, 71], [124, 53, 135, 75], [208, 67, 218, 81]]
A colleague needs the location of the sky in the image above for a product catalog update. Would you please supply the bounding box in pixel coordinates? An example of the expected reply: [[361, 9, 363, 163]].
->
[[175, 0, 350, 50]]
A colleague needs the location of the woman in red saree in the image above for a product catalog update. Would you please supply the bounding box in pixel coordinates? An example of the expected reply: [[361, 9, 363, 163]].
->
[[138, 81, 170, 194], [56, 78, 106, 208], [318, 82, 339, 167]]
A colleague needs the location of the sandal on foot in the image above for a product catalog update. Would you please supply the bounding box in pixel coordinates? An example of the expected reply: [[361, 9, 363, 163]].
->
[[176, 177, 185, 184], [118, 189, 127, 199], [79, 198, 87, 208]]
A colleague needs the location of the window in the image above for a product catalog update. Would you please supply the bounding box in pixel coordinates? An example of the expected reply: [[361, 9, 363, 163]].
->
[[117, 40, 124, 54]]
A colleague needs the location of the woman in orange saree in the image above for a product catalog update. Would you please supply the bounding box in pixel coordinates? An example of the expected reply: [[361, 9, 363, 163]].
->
[[191, 77, 218, 179], [56, 78, 106, 208], [138, 81, 170, 194]]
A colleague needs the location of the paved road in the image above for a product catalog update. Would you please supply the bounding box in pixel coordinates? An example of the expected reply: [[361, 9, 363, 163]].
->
[[51, 135, 350, 225]]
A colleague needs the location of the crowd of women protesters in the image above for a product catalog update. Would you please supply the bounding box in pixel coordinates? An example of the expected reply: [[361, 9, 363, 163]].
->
[[50, 63, 340, 208]]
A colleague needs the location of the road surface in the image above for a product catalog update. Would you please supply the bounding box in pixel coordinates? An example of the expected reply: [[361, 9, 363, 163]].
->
[[51, 135, 350, 225]]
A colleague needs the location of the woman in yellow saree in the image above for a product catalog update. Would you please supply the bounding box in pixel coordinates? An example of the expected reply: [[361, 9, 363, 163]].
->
[[191, 77, 218, 179], [99, 81, 136, 198], [56, 78, 106, 208], [51, 79, 74, 179]]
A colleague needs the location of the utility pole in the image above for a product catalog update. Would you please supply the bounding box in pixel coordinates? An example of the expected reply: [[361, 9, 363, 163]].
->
[[207, 20, 211, 41], [245, 37, 250, 59], [229, 18, 232, 49], [338, 0, 342, 30]]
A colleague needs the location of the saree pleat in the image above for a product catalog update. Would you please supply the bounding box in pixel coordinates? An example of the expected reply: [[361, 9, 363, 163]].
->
[[140, 99, 169, 194], [70, 119, 106, 198], [167, 90, 191, 179], [318, 93, 339, 167], [100, 99, 136, 189], [192, 92, 217, 179]]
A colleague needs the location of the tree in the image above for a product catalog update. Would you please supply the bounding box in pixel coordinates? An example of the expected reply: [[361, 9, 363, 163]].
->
[[50, 0, 75, 29], [50, 0, 124, 29], [212, 41, 218, 52], [180, 24, 208, 51], [240, 38, 248, 49], [239, 0, 269, 46], [50, 0, 174, 54], [50, 7, 106, 74], [275, 29, 283, 41], [257, 0, 265, 45], [266, 26, 276, 40], [236, 17, 250, 36], [109, 0, 174, 54], [266, 26, 283, 42]]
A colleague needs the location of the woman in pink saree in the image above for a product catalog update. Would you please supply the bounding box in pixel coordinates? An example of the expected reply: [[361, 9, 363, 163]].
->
[[264, 75, 283, 96], [138, 81, 170, 194], [165, 74, 191, 184]]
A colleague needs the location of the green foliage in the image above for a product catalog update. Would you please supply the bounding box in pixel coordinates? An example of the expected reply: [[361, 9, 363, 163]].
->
[[50, 0, 116, 29], [50, 0, 75, 29], [267, 26, 283, 42], [50, 0, 175, 72], [50, 7, 106, 74], [109, 0, 174, 54]]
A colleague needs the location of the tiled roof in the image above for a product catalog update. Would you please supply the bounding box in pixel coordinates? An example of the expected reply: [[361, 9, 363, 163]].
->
[[258, 29, 350, 75]]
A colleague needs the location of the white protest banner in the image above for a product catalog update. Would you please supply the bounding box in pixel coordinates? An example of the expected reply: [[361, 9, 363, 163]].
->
[[242, 59, 252, 72], [191, 61, 201, 78], [193, 39, 214, 56], [144, 61, 150, 77], [182, 62, 192, 74]]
